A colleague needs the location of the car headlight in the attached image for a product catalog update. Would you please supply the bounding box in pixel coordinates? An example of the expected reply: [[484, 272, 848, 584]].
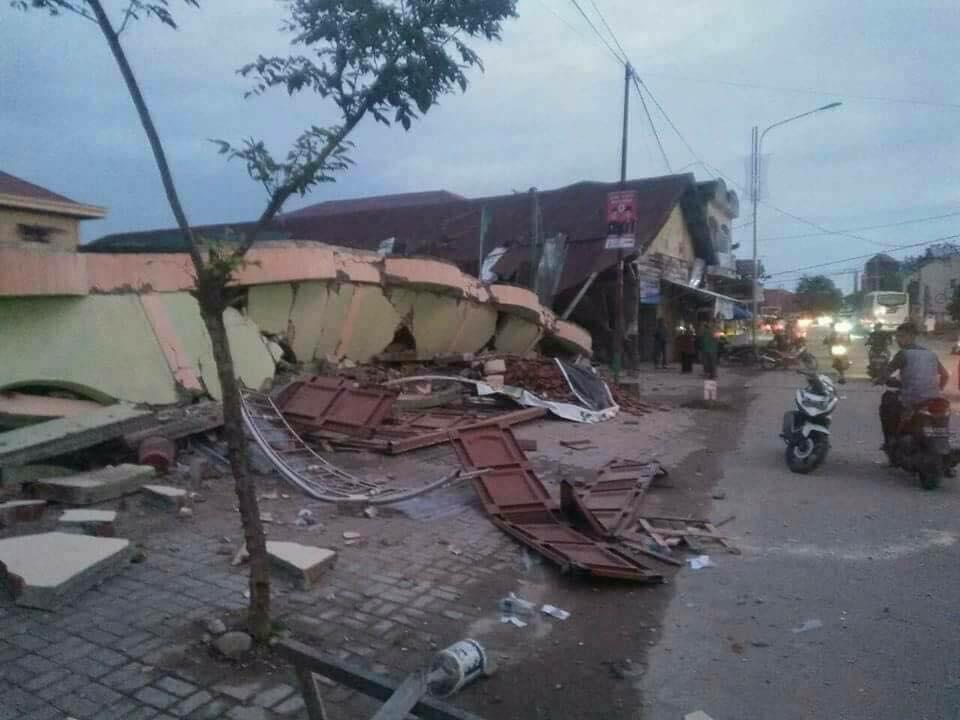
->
[[831, 345, 848, 356], [835, 321, 851, 333]]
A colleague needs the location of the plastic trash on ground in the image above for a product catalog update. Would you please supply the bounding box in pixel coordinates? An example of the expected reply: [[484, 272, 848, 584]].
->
[[687, 555, 715, 570], [541, 604, 571, 620], [498, 592, 535, 626]]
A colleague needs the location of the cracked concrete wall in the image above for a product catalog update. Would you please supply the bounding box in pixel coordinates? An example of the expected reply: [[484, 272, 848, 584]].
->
[[0, 294, 275, 405], [158, 293, 276, 399], [248, 280, 498, 364], [494, 314, 544, 354]]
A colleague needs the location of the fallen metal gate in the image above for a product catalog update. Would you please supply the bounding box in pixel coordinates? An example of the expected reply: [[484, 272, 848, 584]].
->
[[278, 376, 398, 438], [450, 424, 662, 582], [241, 387, 387, 501]]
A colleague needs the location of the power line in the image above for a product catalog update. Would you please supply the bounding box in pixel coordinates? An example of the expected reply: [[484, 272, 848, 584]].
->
[[767, 232, 960, 278], [634, 77, 714, 178], [631, 74, 671, 172], [759, 210, 960, 242], [641, 72, 960, 112], [567, 0, 624, 63], [586, 0, 629, 61], [532, 0, 619, 61]]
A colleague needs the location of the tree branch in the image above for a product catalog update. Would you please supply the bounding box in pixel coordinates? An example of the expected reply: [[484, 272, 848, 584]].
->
[[233, 94, 376, 259], [62, 1, 97, 23], [117, 0, 138, 35], [86, 0, 204, 274]]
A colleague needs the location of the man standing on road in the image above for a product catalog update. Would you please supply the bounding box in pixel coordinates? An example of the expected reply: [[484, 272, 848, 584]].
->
[[653, 317, 668, 369], [699, 319, 719, 380], [879, 322, 949, 456]]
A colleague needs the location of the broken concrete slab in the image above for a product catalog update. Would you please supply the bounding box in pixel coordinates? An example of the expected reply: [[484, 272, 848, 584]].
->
[[0, 500, 47, 528], [30, 464, 156, 505], [0, 403, 154, 468], [266, 541, 336, 590], [141, 484, 188, 509], [58, 509, 117, 537], [0, 464, 73, 487], [0, 531, 131, 610]]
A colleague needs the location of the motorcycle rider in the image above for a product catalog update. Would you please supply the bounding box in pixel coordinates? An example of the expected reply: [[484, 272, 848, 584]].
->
[[878, 322, 950, 469], [866, 322, 892, 354], [823, 321, 850, 383]]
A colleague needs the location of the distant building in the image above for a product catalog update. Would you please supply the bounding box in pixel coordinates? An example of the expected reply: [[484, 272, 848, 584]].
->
[[863, 253, 901, 292], [0, 171, 105, 252], [760, 288, 795, 316], [905, 255, 960, 329]]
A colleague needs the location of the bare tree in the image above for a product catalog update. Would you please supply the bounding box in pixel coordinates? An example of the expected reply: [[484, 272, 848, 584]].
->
[[14, 0, 517, 642]]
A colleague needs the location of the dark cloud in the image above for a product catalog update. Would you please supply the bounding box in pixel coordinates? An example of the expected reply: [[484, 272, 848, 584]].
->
[[2, 0, 957, 293]]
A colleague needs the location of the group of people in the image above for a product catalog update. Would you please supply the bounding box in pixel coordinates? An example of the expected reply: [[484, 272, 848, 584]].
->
[[652, 317, 719, 379]]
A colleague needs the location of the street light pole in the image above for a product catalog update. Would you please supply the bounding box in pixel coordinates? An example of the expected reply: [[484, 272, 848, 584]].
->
[[751, 101, 842, 352]]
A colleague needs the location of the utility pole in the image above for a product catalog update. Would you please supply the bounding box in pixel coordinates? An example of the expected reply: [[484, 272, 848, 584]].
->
[[529, 188, 541, 290], [612, 62, 631, 380], [751, 125, 760, 352]]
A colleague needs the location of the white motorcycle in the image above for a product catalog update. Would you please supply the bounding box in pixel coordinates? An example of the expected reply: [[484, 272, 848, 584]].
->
[[781, 353, 839, 473]]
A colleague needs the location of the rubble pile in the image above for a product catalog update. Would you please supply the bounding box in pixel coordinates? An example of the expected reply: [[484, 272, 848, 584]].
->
[[503, 356, 579, 403]]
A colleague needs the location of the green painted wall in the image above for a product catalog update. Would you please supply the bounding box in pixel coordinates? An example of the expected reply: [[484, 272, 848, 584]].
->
[[0, 296, 177, 404], [0, 294, 275, 405], [494, 314, 543, 354], [159, 293, 275, 399]]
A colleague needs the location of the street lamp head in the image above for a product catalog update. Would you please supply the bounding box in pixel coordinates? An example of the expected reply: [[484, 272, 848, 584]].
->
[[819, 101, 843, 111]]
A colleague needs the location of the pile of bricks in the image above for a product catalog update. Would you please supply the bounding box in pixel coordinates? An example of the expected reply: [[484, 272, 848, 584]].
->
[[502, 357, 579, 402]]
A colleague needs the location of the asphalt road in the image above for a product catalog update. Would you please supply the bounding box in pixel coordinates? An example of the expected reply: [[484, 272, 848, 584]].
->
[[641, 349, 960, 720]]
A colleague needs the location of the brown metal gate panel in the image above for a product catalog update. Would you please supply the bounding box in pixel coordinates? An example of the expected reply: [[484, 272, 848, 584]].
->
[[560, 459, 664, 539], [449, 425, 530, 469], [470, 468, 554, 521], [453, 425, 662, 583], [496, 519, 663, 582], [278, 376, 397, 439]]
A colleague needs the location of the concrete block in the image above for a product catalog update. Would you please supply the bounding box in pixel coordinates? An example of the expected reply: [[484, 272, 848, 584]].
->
[[0, 531, 131, 610], [0, 499, 47, 527], [0, 464, 73, 486], [58, 509, 117, 537], [141, 484, 187, 509], [484, 374, 505, 389], [483, 358, 506, 375], [30, 464, 156, 505], [266, 541, 336, 590]]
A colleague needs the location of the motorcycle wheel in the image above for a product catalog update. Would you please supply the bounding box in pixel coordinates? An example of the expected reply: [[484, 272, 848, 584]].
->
[[785, 434, 829, 474], [918, 456, 943, 491]]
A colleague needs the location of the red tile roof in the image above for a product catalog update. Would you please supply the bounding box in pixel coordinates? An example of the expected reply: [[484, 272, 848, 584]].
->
[[0, 171, 79, 205]]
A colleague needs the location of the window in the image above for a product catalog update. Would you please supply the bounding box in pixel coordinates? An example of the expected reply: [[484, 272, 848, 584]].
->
[[17, 224, 59, 244]]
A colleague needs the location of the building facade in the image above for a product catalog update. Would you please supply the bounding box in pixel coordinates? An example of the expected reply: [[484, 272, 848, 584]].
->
[[0, 171, 105, 251], [906, 255, 960, 329]]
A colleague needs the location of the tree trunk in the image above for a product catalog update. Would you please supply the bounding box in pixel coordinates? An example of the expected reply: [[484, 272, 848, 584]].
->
[[87, 0, 272, 641], [199, 299, 272, 642]]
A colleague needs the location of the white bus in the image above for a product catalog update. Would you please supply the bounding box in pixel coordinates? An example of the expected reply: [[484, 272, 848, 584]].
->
[[862, 291, 909, 331]]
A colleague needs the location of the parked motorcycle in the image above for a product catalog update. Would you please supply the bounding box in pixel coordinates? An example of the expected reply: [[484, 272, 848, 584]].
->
[[781, 354, 838, 473], [760, 344, 809, 371], [720, 344, 758, 367], [881, 379, 957, 490], [867, 348, 890, 381]]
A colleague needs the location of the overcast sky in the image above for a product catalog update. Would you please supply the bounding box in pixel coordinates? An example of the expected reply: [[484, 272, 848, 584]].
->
[[3, 0, 958, 292]]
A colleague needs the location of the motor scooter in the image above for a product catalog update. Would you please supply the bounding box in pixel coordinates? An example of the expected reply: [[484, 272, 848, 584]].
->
[[880, 379, 959, 490], [867, 347, 890, 381], [781, 353, 838, 473], [830, 343, 851, 384]]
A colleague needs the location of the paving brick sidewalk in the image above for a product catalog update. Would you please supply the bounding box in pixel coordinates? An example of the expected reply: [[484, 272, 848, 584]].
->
[[0, 406, 706, 720]]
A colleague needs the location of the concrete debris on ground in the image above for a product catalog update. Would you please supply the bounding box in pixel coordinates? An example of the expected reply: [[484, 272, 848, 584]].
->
[[0, 403, 154, 468], [0, 499, 46, 527], [0, 531, 131, 609], [58, 508, 117, 537], [141, 483, 188, 509], [266, 540, 336, 589], [29, 464, 157, 505], [214, 630, 253, 659]]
